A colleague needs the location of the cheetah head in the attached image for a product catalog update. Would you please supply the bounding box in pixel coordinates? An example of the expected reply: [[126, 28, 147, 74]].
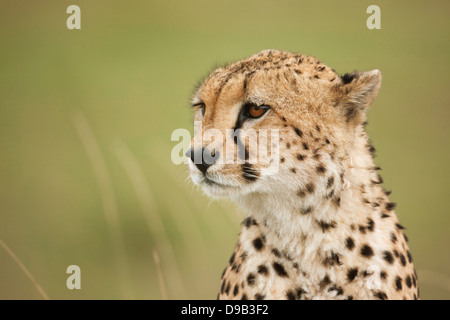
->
[[187, 50, 381, 201]]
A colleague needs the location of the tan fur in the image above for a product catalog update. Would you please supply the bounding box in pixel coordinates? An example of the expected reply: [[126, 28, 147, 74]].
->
[[188, 50, 418, 300]]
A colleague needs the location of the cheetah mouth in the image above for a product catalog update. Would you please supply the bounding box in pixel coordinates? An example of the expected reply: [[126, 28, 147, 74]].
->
[[203, 177, 233, 188], [197, 177, 240, 197]]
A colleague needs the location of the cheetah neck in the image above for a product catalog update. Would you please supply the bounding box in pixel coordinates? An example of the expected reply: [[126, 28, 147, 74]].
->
[[231, 134, 390, 272]]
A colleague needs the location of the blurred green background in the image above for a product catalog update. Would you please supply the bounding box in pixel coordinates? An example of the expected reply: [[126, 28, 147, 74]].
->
[[0, 0, 449, 300]]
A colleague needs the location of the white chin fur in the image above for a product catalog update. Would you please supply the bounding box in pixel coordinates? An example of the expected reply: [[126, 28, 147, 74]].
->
[[201, 184, 234, 198], [189, 172, 249, 198], [188, 162, 260, 198]]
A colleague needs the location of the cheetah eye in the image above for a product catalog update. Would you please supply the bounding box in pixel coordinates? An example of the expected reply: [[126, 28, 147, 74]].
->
[[244, 104, 270, 119], [193, 102, 206, 116]]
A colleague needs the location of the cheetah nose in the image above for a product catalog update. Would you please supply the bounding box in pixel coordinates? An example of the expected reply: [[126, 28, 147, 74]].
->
[[186, 148, 220, 175]]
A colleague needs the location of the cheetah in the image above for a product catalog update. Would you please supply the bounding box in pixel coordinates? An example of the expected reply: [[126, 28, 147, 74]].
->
[[186, 49, 419, 300]]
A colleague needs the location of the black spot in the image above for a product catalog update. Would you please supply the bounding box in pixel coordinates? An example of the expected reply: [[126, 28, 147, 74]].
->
[[221, 267, 227, 279], [381, 213, 391, 218], [271, 248, 281, 258], [241, 293, 248, 300], [328, 285, 344, 295], [240, 252, 248, 260], [286, 290, 296, 300], [297, 154, 305, 161], [273, 262, 288, 277], [326, 190, 334, 199], [374, 291, 388, 300], [297, 189, 306, 197], [225, 282, 230, 295], [255, 293, 265, 300], [280, 157, 285, 163], [396, 223, 405, 230], [380, 271, 387, 279], [317, 220, 337, 232], [316, 165, 326, 174], [327, 176, 334, 188], [333, 197, 341, 207], [281, 117, 287, 122], [346, 237, 355, 250], [347, 268, 358, 282], [395, 276, 403, 291], [302, 142, 309, 150], [306, 183, 315, 193], [247, 273, 256, 286], [293, 127, 303, 138], [368, 143, 376, 156], [404, 233, 409, 242], [233, 284, 239, 296], [393, 250, 399, 257], [360, 244, 374, 258], [319, 275, 331, 289], [359, 225, 366, 234], [301, 206, 313, 215], [229, 252, 235, 265], [291, 289, 304, 300], [367, 218, 375, 232], [400, 254, 407, 266], [323, 252, 342, 266], [252, 237, 264, 251], [407, 251, 413, 263], [220, 281, 225, 294], [373, 174, 384, 184], [315, 125, 321, 132], [290, 168, 297, 173], [325, 138, 330, 144], [406, 276, 412, 288], [257, 264, 269, 276], [383, 251, 394, 264], [243, 217, 257, 228], [391, 233, 397, 243], [386, 202, 396, 211]]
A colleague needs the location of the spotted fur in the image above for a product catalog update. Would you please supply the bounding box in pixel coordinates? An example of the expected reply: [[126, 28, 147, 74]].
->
[[187, 50, 418, 300]]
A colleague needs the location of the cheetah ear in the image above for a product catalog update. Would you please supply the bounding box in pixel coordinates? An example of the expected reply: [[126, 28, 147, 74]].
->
[[335, 69, 381, 125]]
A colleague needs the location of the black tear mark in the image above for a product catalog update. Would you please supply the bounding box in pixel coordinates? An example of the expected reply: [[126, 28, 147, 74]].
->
[[242, 163, 259, 182]]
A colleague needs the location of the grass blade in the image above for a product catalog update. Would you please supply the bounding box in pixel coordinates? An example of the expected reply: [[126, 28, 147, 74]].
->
[[0, 238, 50, 300]]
